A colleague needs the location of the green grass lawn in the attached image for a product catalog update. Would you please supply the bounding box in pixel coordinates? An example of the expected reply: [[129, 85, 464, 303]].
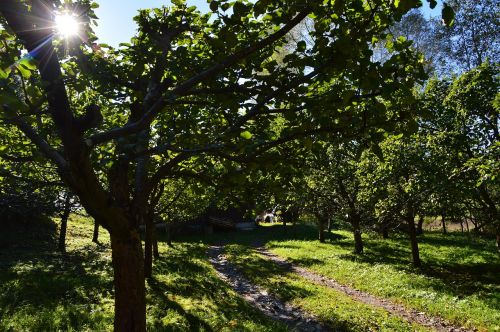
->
[[2, 216, 498, 331], [224, 243, 428, 332], [213, 224, 500, 331], [0, 216, 285, 331]]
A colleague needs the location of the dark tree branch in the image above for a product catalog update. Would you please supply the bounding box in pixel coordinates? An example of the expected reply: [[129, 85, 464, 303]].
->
[[86, 8, 311, 146]]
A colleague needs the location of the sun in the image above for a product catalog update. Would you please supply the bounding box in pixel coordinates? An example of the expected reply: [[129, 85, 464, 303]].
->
[[55, 13, 80, 38]]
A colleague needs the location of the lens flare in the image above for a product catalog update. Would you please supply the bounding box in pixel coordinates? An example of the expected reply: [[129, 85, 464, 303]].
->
[[55, 14, 79, 38]]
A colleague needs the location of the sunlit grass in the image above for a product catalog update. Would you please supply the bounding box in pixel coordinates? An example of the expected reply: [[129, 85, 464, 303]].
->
[[222, 224, 499, 331], [0, 215, 285, 331], [224, 244, 428, 332]]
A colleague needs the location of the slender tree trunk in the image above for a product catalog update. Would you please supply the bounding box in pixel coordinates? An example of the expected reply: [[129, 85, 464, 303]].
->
[[166, 223, 173, 247], [441, 211, 447, 235], [382, 226, 389, 239], [58, 193, 71, 252], [496, 225, 500, 257], [327, 217, 332, 233], [92, 220, 99, 243], [416, 215, 424, 235], [152, 225, 159, 259], [110, 232, 146, 332], [407, 204, 421, 267], [144, 215, 153, 279], [318, 218, 325, 243], [351, 214, 363, 254]]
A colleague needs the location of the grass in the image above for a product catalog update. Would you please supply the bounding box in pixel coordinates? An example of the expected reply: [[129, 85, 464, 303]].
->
[[2, 215, 498, 331], [212, 223, 500, 331], [224, 243, 428, 332], [0, 215, 285, 331]]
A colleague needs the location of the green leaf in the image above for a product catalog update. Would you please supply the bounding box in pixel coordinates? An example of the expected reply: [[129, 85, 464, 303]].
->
[[209, 1, 218, 12], [296, 40, 306, 52], [442, 3, 455, 27], [240, 131, 253, 140], [371, 143, 384, 161]]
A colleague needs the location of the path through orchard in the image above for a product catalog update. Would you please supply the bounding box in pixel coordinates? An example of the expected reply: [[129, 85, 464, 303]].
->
[[208, 243, 475, 332], [208, 245, 331, 331]]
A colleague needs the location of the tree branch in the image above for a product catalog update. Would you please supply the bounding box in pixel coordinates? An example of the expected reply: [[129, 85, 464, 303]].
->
[[86, 8, 311, 147]]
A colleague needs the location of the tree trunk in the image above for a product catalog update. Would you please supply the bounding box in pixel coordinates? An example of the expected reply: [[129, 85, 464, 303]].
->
[[58, 193, 71, 252], [351, 214, 363, 254], [382, 226, 389, 239], [327, 217, 332, 233], [496, 226, 500, 257], [110, 233, 146, 332], [416, 215, 424, 235], [167, 223, 173, 247], [407, 205, 421, 267], [92, 220, 99, 243], [152, 225, 159, 259], [441, 212, 447, 235], [144, 215, 153, 279], [318, 219, 325, 243]]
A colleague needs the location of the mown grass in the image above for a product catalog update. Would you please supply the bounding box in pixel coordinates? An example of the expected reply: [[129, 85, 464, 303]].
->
[[0, 215, 285, 331], [213, 224, 500, 331], [224, 243, 428, 332]]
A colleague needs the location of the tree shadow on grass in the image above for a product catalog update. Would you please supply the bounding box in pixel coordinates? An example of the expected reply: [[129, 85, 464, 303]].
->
[[223, 225, 500, 314], [0, 242, 114, 331], [149, 241, 286, 331]]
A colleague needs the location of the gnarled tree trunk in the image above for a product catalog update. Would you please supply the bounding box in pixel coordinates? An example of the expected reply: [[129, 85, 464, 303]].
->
[[110, 232, 146, 331]]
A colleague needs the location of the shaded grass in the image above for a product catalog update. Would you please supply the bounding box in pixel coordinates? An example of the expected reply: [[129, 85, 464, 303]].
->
[[212, 224, 499, 331], [0, 215, 285, 331], [224, 244, 428, 332]]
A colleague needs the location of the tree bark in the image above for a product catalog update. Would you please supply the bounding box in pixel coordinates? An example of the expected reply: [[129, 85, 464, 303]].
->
[[92, 220, 100, 243], [110, 233, 146, 332], [407, 204, 421, 267], [351, 214, 363, 254], [167, 223, 174, 247], [416, 215, 424, 235], [327, 217, 332, 233], [382, 228, 389, 239], [318, 218, 325, 243], [441, 211, 447, 235], [496, 225, 500, 257], [152, 225, 160, 259], [144, 215, 153, 279], [58, 193, 71, 252]]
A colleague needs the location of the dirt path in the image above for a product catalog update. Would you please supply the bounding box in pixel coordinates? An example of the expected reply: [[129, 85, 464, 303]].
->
[[253, 246, 474, 332], [207, 245, 332, 331]]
